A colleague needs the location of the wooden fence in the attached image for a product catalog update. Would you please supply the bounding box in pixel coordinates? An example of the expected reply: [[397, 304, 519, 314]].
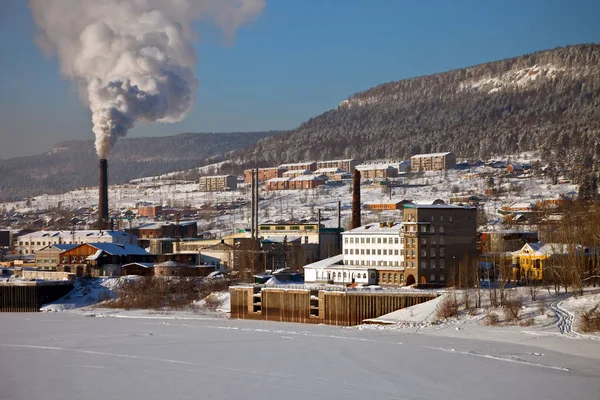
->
[[230, 286, 438, 326], [0, 281, 74, 312]]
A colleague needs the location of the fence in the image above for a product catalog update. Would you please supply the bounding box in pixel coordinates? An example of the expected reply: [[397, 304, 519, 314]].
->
[[230, 285, 438, 326], [0, 281, 74, 312]]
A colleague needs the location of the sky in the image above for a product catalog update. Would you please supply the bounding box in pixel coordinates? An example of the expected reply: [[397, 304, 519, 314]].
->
[[0, 0, 599, 160]]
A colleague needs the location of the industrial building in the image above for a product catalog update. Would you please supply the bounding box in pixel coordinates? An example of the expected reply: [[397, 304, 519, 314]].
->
[[410, 152, 456, 172], [198, 175, 237, 192], [15, 230, 136, 256]]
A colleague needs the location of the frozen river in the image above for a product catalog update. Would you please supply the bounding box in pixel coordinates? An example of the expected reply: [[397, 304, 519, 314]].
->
[[1, 313, 599, 400]]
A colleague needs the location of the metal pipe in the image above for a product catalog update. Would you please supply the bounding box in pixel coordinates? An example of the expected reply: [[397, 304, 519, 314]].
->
[[351, 169, 361, 229], [99, 159, 108, 229]]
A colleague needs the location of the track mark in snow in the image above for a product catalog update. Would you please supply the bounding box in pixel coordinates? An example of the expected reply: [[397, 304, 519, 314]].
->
[[550, 300, 576, 336], [420, 345, 570, 372]]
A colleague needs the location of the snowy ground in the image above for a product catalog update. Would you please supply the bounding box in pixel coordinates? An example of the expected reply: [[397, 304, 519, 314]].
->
[[1, 311, 599, 400]]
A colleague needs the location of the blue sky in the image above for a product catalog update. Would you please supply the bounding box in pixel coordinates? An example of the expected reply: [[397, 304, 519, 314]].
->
[[1, 0, 599, 159]]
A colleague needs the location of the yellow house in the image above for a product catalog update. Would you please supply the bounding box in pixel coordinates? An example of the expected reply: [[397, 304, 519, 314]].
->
[[511, 242, 568, 281]]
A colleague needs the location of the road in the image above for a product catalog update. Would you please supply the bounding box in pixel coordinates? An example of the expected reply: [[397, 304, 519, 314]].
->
[[1, 313, 599, 400]]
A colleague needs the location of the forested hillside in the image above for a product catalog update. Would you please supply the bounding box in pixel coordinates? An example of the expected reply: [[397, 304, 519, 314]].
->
[[0, 131, 279, 201], [231, 44, 600, 173]]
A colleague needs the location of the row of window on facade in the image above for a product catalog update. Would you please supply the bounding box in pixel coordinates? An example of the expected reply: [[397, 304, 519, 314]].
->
[[345, 235, 446, 246], [318, 271, 375, 280], [343, 259, 447, 268], [344, 247, 445, 257]]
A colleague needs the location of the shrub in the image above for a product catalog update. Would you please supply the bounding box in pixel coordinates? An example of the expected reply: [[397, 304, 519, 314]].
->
[[436, 295, 459, 319], [503, 296, 523, 322], [484, 311, 500, 326], [519, 318, 535, 327], [203, 294, 221, 311], [579, 307, 600, 333], [537, 300, 546, 315]]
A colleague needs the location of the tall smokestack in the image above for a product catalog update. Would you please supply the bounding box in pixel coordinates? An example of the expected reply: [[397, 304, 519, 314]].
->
[[99, 159, 108, 229], [351, 169, 361, 229]]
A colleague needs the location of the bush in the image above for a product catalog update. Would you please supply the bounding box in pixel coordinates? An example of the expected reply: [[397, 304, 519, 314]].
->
[[436, 295, 459, 319], [503, 296, 523, 322], [484, 311, 500, 326], [579, 307, 600, 333], [203, 294, 221, 311], [519, 318, 535, 327], [537, 300, 546, 315]]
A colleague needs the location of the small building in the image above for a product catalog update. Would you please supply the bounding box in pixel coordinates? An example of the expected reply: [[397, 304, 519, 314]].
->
[[122, 262, 155, 276], [289, 175, 326, 189], [316, 159, 357, 173], [355, 164, 399, 180], [304, 255, 377, 285], [58, 243, 152, 277], [265, 177, 291, 191], [198, 175, 237, 192], [244, 167, 286, 184], [511, 242, 570, 281], [314, 167, 346, 179], [137, 205, 163, 217], [411, 152, 456, 172], [363, 201, 405, 211], [34, 244, 77, 271], [282, 169, 313, 178], [200, 241, 235, 272]]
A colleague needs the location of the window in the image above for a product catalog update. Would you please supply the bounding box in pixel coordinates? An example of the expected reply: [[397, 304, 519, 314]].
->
[[394, 249, 399, 255], [449, 216, 453, 223], [439, 227, 444, 233], [344, 238, 348, 244], [440, 216, 444, 222], [430, 249, 436, 257], [440, 260, 445, 268], [421, 238, 427, 245], [400, 249, 404, 255], [431, 226, 435, 234], [383, 249, 387, 255], [344, 249, 348, 254], [394, 238, 398, 244], [421, 250, 426, 257], [431, 237, 436, 245], [377, 249, 381, 255], [431, 261, 436, 269], [421, 261, 426, 269], [378, 238, 382, 244], [360, 249, 364, 255], [394, 274, 398, 283], [411, 250, 415, 256], [430, 274, 436, 282], [440, 274, 445, 282], [350, 249, 353, 255], [400, 237, 404, 244], [431, 215, 434, 222], [366, 238, 370, 244], [440, 237, 445, 245], [440, 248, 444, 257], [350, 238, 354, 244], [421, 225, 427, 232], [411, 238, 415, 245], [366, 249, 370, 255]]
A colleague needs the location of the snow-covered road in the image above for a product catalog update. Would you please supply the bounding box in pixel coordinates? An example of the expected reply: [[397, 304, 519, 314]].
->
[[1, 313, 598, 400]]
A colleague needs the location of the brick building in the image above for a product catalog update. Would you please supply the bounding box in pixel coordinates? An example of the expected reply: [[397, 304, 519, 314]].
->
[[410, 152, 456, 172], [278, 161, 317, 172], [244, 167, 286, 184], [355, 164, 399, 179], [316, 159, 357, 173], [198, 175, 237, 192]]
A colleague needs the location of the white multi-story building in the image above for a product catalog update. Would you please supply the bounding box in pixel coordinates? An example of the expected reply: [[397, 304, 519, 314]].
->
[[15, 230, 136, 255], [341, 222, 404, 268]]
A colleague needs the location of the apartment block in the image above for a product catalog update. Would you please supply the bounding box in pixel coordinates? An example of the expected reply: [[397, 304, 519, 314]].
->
[[410, 152, 456, 172], [244, 167, 286, 184], [198, 175, 237, 192], [355, 163, 399, 179], [316, 159, 357, 173], [278, 161, 317, 171], [402, 203, 477, 287]]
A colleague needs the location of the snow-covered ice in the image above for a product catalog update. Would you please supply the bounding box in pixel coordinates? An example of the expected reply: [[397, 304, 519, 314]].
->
[[0, 312, 598, 400]]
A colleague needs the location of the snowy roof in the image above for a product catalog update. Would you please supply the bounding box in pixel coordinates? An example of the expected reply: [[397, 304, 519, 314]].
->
[[17, 230, 132, 239], [39, 244, 77, 252], [356, 164, 396, 171], [265, 177, 291, 183], [412, 199, 445, 205], [343, 222, 403, 234], [262, 236, 302, 243], [122, 262, 155, 269], [404, 203, 474, 210], [198, 174, 235, 179], [303, 254, 344, 270], [137, 221, 196, 230], [411, 152, 453, 158], [278, 162, 316, 168], [314, 167, 345, 173], [519, 242, 569, 256], [86, 243, 149, 256], [291, 175, 324, 181]]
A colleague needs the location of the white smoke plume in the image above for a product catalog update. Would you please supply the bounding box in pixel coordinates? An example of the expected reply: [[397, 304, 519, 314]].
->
[[29, 0, 265, 159]]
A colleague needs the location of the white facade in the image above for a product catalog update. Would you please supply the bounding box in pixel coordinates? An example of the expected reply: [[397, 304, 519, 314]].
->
[[16, 230, 136, 255], [303, 255, 377, 285], [342, 222, 404, 268]]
